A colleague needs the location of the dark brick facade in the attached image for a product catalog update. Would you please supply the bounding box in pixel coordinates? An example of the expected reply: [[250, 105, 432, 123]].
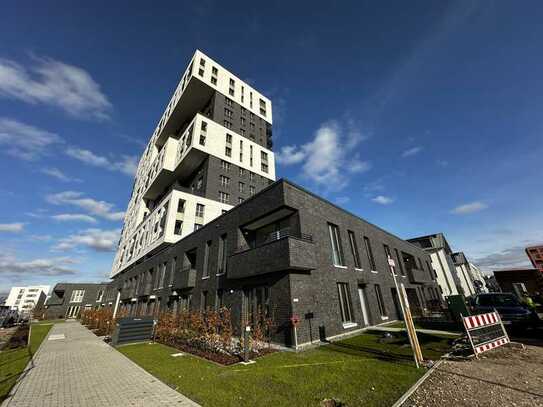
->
[[109, 179, 440, 348]]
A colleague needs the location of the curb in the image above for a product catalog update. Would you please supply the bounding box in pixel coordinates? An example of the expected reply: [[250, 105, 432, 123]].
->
[[391, 359, 444, 407]]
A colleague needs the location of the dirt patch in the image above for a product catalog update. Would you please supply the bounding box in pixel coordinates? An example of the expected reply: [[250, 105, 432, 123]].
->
[[404, 344, 543, 406]]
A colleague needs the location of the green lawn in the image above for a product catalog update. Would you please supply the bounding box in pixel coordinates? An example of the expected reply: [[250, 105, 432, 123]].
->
[[0, 324, 52, 402], [119, 330, 452, 407], [32, 319, 66, 326]]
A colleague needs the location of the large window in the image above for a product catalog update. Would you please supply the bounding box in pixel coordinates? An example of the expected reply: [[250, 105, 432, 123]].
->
[[328, 223, 345, 266], [70, 289, 85, 303], [195, 204, 205, 218], [203, 240, 211, 278], [374, 284, 387, 317], [364, 236, 376, 271], [394, 248, 405, 276], [217, 234, 227, 275], [337, 283, 354, 324], [348, 231, 362, 269]]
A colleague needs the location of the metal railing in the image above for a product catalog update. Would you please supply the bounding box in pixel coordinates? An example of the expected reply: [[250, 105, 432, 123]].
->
[[234, 229, 313, 254]]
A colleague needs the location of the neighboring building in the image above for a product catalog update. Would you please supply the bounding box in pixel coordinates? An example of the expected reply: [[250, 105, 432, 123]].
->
[[108, 50, 440, 348], [492, 268, 543, 298], [526, 245, 543, 273], [451, 252, 477, 296], [4, 286, 50, 314], [407, 233, 461, 298], [484, 275, 501, 292], [110, 49, 275, 278], [468, 262, 488, 293], [43, 283, 110, 319]]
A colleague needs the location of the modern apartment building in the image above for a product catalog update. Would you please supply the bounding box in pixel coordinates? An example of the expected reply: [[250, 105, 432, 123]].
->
[[109, 50, 440, 348], [451, 252, 477, 296], [526, 245, 543, 273], [111, 50, 275, 278], [5, 285, 50, 314], [43, 283, 110, 319]]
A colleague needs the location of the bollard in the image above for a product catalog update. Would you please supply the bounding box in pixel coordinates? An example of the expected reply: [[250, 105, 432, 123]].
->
[[243, 325, 251, 362]]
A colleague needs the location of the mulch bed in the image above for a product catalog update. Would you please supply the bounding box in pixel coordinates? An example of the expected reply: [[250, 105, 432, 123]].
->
[[164, 340, 276, 365], [1, 325, 29, 350]]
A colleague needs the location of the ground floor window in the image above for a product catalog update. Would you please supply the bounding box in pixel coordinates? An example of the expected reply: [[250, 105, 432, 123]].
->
[[337, 282, 354, 324], [243, 286, 270, 326], [66, 305, 80, 318], [374, 284, 387, 318]]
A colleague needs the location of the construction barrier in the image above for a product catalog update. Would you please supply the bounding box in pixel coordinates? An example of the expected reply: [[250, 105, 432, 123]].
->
[[462, 311, 509, 357]]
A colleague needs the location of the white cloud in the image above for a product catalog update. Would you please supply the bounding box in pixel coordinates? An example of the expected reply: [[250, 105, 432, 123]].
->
[[472, 245, 533, 271], [65, 147, 137, 176], [276, 121, 371, 190], [451, 201, 488, 215], [372, 195, 394, 205], [0, 118, 62, 160], [0, 223, 24, 233], [402, 146, 423, 157], [46, 191, 124, 221], [41, 167, 81, 182], [0, 253, 78, 276], [52, 214, 97, 223], [54, 228, 120, 252], [0, 56, 111, 120]]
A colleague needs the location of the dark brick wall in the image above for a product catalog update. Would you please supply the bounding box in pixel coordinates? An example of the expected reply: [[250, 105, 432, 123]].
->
[[110, 179, 440, 347]]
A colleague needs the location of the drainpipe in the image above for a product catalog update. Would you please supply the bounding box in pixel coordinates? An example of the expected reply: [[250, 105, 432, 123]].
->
[[112, 291, 121, 319]]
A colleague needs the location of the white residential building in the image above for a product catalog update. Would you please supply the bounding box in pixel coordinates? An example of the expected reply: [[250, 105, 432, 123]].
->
[[111, 50, 275, 278], [5, 285, 50, 314]]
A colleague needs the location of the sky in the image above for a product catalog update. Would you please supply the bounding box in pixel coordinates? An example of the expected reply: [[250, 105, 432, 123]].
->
[[1, 0, 542, 293]]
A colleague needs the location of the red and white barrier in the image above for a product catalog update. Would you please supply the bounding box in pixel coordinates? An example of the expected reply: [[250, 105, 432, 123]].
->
[[463, 311, 499, 329], [462, 310, 510, 357]]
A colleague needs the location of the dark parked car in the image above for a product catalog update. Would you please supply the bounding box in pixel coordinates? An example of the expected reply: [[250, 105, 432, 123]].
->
[[471, 293, 539, 329]]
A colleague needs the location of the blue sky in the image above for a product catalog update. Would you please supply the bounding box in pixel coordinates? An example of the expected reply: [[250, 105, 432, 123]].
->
[[1, 1, 542, 293]]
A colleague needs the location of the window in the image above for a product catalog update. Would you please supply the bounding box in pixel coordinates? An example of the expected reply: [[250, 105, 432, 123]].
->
[[374, 284, 387, 317], [70, 289, 85, 303], [220, 175, 230, 187], [394, 248, 405, 276], [174, 220, 183, 235], [249, 185, 256, 196], [225, 97, 233, 107], [240, 128, 246, 136], [196, 177, 203, 189], [198, 68, 204, 77], [328, 223, 345, 266], [96, 290, 104, 302], [261, 163, 268, 173], [364, 236, 376, 271], [238, 197, 244, 203], [195, 204, 205, 218], [239, 168, 245, 177], [337, 283, 354, 324], [225, 146, 232, 157], [169, 257, 177, 286], [219, 191, 230, 203], [250, 145, 254, 166], [211, 76, 217, 85], [226, 133, 233, 144], [249, 172, 255, 181], [194, 223, 203, 231], [177, 199, 185, 213], [199, 134, 206, 146], [239, 182, 245, 193], [348, 231, 362, 269], [200, 58, 205, 67], [221, 160, 231, 171], [259, 98, 267, 115], [223, 120, 232, 129], [212, 66, 218, 75], [203, 240, 211, 278], [217, 234, 227, 275], [241, 117, 246, 126], [225, 108, 233, 118]]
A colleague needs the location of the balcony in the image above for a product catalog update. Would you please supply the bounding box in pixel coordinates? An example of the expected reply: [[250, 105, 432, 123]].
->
[[407, 267, 433, 284], [173, 266, 197, 290], [143, 137, 179, 200], [227, 232, 316, 280]]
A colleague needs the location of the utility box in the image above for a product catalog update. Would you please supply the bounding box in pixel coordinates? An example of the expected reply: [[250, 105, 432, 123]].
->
[[111, 317, 155, 346], [447, 294, 471, 322]]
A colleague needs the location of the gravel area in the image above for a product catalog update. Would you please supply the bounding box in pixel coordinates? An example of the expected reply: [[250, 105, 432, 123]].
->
[[404, 344, 543, 407]]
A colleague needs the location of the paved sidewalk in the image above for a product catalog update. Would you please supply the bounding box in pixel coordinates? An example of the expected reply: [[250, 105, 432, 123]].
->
[[2, 321, 199, 407], [371, 325, 461, 337]]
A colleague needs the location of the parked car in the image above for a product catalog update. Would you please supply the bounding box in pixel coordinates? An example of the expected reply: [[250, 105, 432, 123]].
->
[[470, 293, 539, 329]]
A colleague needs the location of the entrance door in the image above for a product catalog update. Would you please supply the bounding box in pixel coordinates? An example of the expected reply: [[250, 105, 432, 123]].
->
[[357, 287, 369, 326], [66, 305, 80, 318]]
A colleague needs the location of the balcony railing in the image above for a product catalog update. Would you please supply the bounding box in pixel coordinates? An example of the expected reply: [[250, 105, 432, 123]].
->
[[234, 229, 313, 254], [406, 267, 433, 284], [228, 232, 316, 279]]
